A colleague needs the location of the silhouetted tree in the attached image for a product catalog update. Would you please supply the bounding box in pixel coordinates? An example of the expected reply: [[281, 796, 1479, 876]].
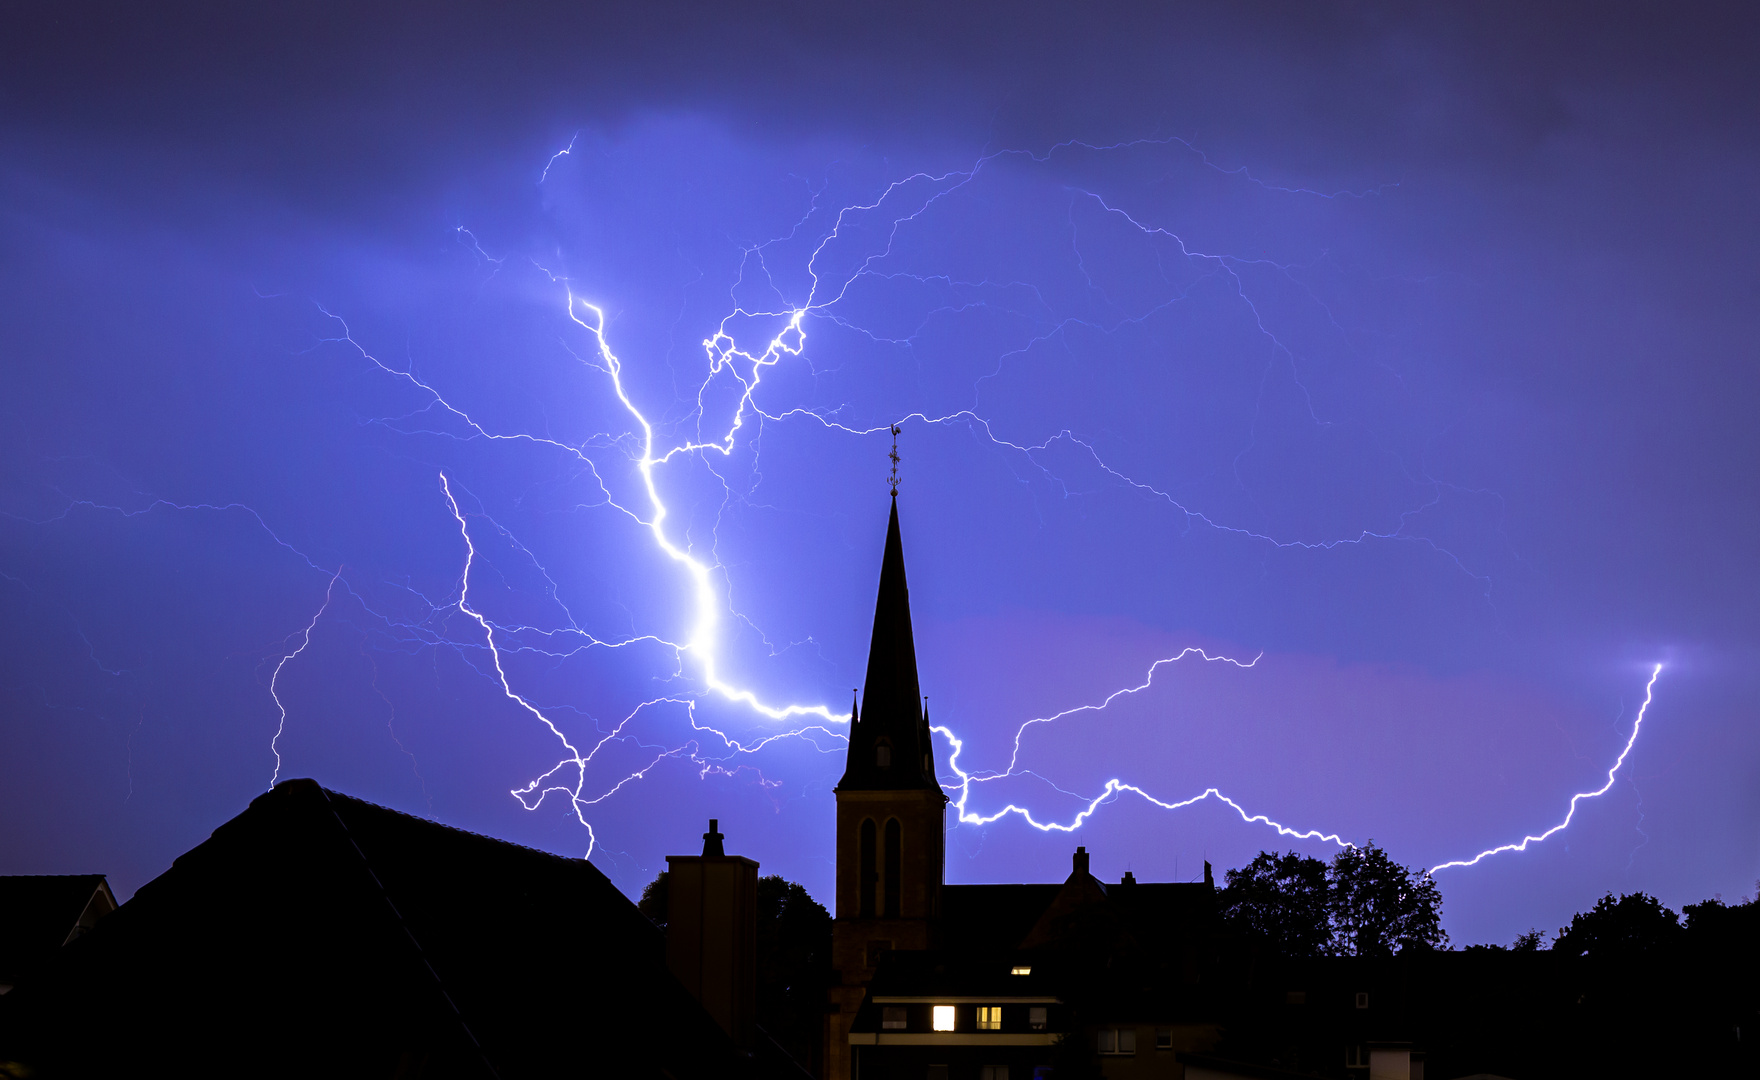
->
[[756, 875, 831, 1073], [1219, 843, 1446, 957], [638, 870, 669, 931], [1682, 893, 1760, 954], [1554, 892, 1681, 959], [1219, 851, 1333, 957], [1329, 842, 1447, 957], [636, 870, 831, 1072], [1510, 928, 1545, 952]]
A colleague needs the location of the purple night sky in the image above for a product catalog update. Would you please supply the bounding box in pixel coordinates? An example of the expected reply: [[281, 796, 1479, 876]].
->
[[2, 2, 1756, 947]]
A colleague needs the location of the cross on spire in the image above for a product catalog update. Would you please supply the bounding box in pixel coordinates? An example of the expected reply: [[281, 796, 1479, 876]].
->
[[888, 424, 901, 497]]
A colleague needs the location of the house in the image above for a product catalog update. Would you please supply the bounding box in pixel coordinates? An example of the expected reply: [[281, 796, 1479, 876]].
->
[[0, 778, 809, 1079]]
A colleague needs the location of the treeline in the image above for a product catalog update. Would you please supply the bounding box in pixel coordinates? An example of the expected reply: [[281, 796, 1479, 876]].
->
[[1218, 842, 1760, 960]]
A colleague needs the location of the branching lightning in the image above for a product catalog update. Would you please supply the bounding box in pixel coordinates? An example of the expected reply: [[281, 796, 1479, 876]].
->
[[1428, 663, 1664, 874], [7, 134, 1669, 880], [268, 569, 342, 786]]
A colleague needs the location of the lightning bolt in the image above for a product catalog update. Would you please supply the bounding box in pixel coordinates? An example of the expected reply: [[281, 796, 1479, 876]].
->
[[1429, 663, 1664, 873], [268, 569, 342, 786], [311, 134, 1656, 864], [927, 648, 1353, 845], [8, 132, 1667, 877]]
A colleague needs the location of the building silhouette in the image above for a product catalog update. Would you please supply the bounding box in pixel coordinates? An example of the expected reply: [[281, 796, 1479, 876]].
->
[[7, 492, 1751, 1078], [826, 493, 1223, 1080], [0, 780, 809, 1079]]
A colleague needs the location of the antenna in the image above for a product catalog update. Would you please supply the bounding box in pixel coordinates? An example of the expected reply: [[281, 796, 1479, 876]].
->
[[888, 424, 902, 496]]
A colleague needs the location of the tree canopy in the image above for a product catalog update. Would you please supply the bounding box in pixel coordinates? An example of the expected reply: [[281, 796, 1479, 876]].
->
[[1554, 891, 1682, 959], [636, 870, 830, 1071], [1218, 842, 1447, 957]]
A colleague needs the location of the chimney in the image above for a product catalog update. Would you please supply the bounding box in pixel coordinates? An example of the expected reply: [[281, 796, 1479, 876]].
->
[[1204, 860, 1214, 888], [665, 818, 758, 1048], [1072, 846, 1090, 878]]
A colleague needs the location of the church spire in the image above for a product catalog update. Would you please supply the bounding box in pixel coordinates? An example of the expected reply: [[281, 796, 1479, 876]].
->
[[838, 447, 937, 791]]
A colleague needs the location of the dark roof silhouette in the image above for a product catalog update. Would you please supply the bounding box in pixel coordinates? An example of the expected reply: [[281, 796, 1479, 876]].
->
[[0, 779, 797, 1079], [839, 496, 938, 792], [0, 875, 113, 990]]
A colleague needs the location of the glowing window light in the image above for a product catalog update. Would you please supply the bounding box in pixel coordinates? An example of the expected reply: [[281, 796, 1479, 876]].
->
[[932, 1005, 956, 1031]]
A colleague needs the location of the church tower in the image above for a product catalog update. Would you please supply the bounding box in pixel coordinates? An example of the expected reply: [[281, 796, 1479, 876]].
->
[[826, 490, 948, 1080]]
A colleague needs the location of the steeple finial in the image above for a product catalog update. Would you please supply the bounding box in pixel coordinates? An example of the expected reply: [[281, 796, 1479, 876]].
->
[[888, 424, 901, 497]]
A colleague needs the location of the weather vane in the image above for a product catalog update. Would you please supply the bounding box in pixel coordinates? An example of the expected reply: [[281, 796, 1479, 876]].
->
[[888, 424, 902, 496]]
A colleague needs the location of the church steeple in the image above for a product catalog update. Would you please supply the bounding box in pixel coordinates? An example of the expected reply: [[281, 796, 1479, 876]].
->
[[826, 458, 950, 1080], [838, 495, 937, 791]]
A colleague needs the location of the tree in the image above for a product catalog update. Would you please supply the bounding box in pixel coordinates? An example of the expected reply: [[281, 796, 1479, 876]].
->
[[1681, 893, 1760, 954], [1554, 892, 1681, 960], [1328, 842, 1447, 957], [638, 870, 669, 931], [756, 875, 831, 1072], [1219, 851, 1333, 957], [635, 870, 831, 1071], [1217, 843, 1447, 957]]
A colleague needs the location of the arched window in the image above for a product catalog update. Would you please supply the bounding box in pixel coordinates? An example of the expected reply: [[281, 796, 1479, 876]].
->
[[859, 818, 877, 918], [884, 817, 902, 917], [875, 739, 892, 767]]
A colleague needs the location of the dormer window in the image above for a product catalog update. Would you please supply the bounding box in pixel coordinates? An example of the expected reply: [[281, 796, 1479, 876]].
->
[[875, 740, 892, 767]]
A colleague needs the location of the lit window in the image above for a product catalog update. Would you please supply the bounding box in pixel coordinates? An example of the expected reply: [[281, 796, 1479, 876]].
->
[[932, 1005, 956, 1031], [980, 1068, 1011, 1080], [1029, 1007, 1047, 1031], [977, 1006, 1002, 1030], [882, 1007, 907, 1030], [1010, 965, 1032, 976]]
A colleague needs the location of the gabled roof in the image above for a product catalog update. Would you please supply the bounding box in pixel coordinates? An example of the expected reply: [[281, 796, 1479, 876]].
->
[[942, 885, 1065, 951], [943, 860, 1214, 955], [0, 779, 789, 1079], [0, 874, 114, 988]]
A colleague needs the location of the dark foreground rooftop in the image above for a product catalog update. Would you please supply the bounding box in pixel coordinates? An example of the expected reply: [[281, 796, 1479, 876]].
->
[[0, 778, 798, 1080]]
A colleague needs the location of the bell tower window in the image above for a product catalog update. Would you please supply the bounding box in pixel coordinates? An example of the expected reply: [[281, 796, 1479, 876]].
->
[[875, 740, 891, 767], [884, 818, 902, 917], [859, 818, 878, 917]]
